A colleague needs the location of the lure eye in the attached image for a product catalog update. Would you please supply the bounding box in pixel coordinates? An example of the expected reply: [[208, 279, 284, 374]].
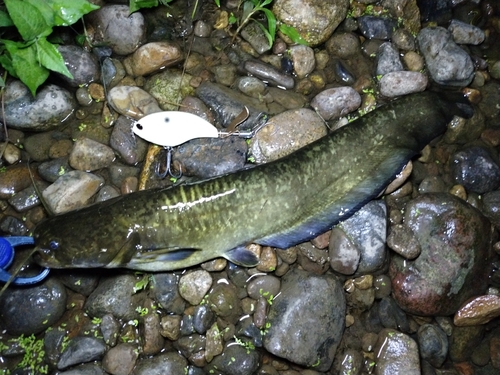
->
[[49, 240, 59, 250], [136, 123, 143, 130]]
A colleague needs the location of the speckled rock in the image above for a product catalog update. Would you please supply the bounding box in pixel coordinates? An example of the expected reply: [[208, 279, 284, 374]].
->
[[123, 42, 183, 77], [417, 26, 474, 86], [263, 267, 345, 371], [389, 193, 493, 316], [87, 5, 145, 55], [273, 0, 349, 47], [250, 108, 327, 163], [1, 80, 75, 131], [310, 86, 361, 121], [42, 170, 104, 214], [374, 329, 420, 375], [69, 138, 115, 172]]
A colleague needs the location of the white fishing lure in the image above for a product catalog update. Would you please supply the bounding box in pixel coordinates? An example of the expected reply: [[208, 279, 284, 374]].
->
[[133, 111, 220, 147]]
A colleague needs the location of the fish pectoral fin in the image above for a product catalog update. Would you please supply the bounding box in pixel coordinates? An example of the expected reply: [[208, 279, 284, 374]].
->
[[224, 246, 259, 267], [135, 248, 202, 263], [107, 233, 141, 268]]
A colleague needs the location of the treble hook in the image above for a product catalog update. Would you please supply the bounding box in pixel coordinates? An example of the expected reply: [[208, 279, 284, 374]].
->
[[0, 236, 50, 285], [155, 146, 183, 180]]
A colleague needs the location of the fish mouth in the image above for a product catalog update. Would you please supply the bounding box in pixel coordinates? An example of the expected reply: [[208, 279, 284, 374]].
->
[[32, 247, 59, 268]]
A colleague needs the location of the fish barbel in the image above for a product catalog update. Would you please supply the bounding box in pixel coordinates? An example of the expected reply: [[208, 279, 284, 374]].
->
[[32, 91, 472, 271]]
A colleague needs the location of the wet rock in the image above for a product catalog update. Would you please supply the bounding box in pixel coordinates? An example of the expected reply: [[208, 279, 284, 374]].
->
[[331, 58, 356, 85], [8, 183, 46, 212], [110, 115, 148, 165], [58, 272, 99, 296], [84, 275, 145, 320], [417, 324, 448, 368], [0, 163, 38, 199], [417, 26, 474, 86], [379, 71, 428, 97], [236, 77, 267, 99], [241, 21, 272, 54], [0, 278, 67, 335], [337, 349, 363, 375], [69, 138, 115, 172], [144, 69, 195, 111], [193, 304, 216, 334], [250, 108, 326, 163], [449, 325, 484, 362], [453, 295, 500, 326], [326, 32, 361, 59], [263, 267, 345, 371], [58, 45, 100, 87], [392, 29, 416, 51], [205, 322, 224, 363], [376, 42, 403, 76], [247, 275, 281, 300], [311, 86, 361, 121], [208, 282, 241, 320], [330, 228, 360, 274], [173, 137, 248, 178], [358, 16, 398, 40], [102, 343, 139, 375], [24, 132, 56, 162], [131, 351, 187, 375], [378, 297, 409, 332], [478, 82, 500, 119], [389, 193, 493, 316], [142, 313, 164, 355], [87, 5, 145, 55], [2, 80, 75, 131], [57, 364, 106, 375], [374, 275, 392, 299], [374, 329, 420, 375], [296, 242, 330, 274], [100, 314, 120, 346], [58, 337, 106, 370], [450, 146, 500, 194], [107, 86, 162, 120], [386, 223, 421, 260], [42, 170, 104, 214], [196, 81, 268, 130], [243, 60, 295, 89], [206, 341, 260, 375], [212, 63, 238, 86], [179, 270, 212, 305], [267, 87, 307, 109], [123, 42, 183, 77], [289, 45, 315, 79], [272, 0, 349, 47], [448, 19, 485, 45], [149, 273, 186, 314], [335, 200, 387, 276]]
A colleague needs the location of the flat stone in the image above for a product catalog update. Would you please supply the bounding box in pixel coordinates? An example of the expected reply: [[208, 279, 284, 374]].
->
[[454, 295, 500, 326]]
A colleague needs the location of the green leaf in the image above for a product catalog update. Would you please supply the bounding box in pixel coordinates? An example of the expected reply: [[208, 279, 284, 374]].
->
[[242, 1, 255, 23], [48, 0, 100, 26], [36, 37, 73, 78], [129, 0, 158, 14], [24, 0, 55, 28], [260, 8, 276, 43], [279, 23, 309, 45], [9, 43, 49, 96], [0, 53, 16, 78], [5, 0, 52, 41], [254, 20, 273, 48], [0, 10, 14, 27]]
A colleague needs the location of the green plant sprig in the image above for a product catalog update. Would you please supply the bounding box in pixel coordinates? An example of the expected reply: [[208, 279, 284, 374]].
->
[[0, 0, 99, 96]]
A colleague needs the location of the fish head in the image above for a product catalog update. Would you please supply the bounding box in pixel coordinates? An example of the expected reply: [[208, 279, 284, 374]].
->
[[32, 211, 141, 269]]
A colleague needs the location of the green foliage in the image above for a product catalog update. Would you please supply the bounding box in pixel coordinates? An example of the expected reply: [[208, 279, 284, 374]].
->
[[12, 334, 48, 374], [129, 0, 174, 14], [0, 0, 99, 96], [230, 0, 308, 47]]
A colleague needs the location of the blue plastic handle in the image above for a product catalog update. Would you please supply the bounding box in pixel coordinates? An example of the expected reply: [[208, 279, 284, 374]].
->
[[0, 236, 50, 285]]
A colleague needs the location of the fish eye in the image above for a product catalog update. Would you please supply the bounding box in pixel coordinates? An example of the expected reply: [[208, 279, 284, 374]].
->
[[49, 240, 59, 250], [164, 117, 170, 123], [135, 123, 143, 130]]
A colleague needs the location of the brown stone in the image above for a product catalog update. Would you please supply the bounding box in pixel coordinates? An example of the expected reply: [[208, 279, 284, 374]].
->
[[454, 295, 500, 326]]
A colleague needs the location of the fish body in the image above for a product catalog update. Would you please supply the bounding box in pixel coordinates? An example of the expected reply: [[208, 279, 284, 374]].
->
[[32, 92, 471, 271]]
